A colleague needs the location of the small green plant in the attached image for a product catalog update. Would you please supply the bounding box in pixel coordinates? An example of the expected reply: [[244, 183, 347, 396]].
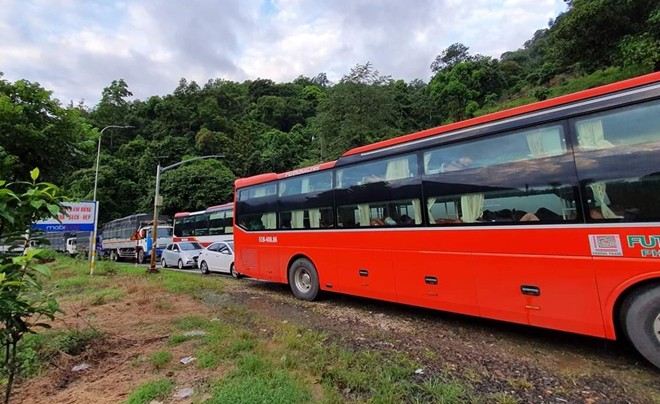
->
[[169, 334, 194, 345], [89, 287, 125, 306], [94, 260, 118, 276], [507, 376, 534, 390], [490, 391, 519, 404], [126, 378, 174, 404], [56, 328, 103, 356], [153, 299, 174, 311], [209, 354, 311, 404], [149, 350, 172, 370], [0, 169, 65, 404]]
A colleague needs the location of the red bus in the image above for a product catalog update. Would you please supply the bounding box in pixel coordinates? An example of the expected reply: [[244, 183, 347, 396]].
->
[[234, 72, 660, 369], [173, 203, 233, 246]]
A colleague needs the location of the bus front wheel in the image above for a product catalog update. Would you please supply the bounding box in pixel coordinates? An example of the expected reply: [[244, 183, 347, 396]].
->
[[621, 284, 660, 369], [288, 258, 319, 301]]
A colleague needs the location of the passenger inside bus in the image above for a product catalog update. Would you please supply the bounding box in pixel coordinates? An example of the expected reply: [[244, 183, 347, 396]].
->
[[249, 218, 265, 230]]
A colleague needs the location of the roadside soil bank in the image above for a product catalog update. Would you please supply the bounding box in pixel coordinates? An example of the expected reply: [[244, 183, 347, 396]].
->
[[13, 273, 660, 403]]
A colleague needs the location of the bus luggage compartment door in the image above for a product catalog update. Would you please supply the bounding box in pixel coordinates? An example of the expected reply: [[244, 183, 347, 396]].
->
[[395, 251, 479, 316], [338, 248, 396, 301], [475, 253, 604, 336]]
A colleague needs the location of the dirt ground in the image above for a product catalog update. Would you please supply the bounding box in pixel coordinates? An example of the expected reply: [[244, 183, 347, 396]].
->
[[12, 274, 660, 404]]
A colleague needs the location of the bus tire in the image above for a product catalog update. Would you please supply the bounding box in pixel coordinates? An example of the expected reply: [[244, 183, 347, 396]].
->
[[110, 250, 118, 262], [288, 258, 319, 301], [621, 283, 660, 369]]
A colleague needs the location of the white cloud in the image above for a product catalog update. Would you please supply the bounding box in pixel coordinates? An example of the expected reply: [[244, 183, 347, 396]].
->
[[0, 0, 567, 107]]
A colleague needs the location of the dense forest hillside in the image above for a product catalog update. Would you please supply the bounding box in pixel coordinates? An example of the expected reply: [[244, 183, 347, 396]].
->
[[1, 0, 658, 224]]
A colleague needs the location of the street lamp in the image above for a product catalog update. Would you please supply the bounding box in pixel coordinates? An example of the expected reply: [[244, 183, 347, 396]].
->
[[90, 125, 133, 275], [147, 154, 224, 273]]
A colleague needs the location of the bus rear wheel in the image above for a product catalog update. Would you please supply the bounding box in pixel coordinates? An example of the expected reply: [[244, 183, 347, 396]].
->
[[621, 284, 660, 369], [288, 258, 319, 301]]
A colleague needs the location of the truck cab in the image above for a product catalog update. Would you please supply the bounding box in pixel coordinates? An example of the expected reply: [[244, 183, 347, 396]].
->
[[65, 238, 77, 256]]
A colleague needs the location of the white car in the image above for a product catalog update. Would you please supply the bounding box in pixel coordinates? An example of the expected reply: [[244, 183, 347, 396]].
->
[[197, 241, 239, 278], [161, 242, 203, 269]]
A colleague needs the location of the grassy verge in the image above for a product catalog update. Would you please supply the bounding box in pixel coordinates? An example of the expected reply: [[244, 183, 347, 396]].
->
[[12, 255, 479, 403]]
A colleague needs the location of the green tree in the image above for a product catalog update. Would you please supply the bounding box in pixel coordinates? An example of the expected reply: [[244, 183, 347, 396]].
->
[[90, 79, 135, 152], [430, 57, 505, 122], [256, 128, 305, 174], [313, 63, 398, 159], [430, 43, 472, 73], [548, 0, 659, 72], [157, 160, 235, 216], [0, 75, 95, 183], [0, 169, 63, 404]]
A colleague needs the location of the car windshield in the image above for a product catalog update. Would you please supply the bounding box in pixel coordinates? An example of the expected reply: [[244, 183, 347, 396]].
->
[[179, 242, 202, 250]]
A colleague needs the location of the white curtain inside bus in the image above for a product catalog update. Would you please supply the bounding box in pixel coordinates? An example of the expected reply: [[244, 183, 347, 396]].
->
[[576, 119, 614, 149], [460, 194, 485, 223]]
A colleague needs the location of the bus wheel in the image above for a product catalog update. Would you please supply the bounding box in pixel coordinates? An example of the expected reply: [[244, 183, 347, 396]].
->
[[288, 258, 319, 301], [110, 250, 118, 262], [621, 284, 660, 369]]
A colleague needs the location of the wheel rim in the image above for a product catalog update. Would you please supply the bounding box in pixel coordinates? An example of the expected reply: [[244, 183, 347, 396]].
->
[[178, 260, 183, 269], [654, 312, 660, 344], [201, 262, 208, 273], [161, 259, 166, 267], [231, 265, 237, 278], [294, 268, 312, 292]]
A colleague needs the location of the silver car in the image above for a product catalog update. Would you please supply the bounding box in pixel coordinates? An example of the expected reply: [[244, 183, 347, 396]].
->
[[161, 242, 203, 269]]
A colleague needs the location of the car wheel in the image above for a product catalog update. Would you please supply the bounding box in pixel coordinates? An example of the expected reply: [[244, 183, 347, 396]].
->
[[230, 263, 240, 279], [178, 259, 184, 270], [161, 258, 167, 268], [199, 261, 210, 275], [621, 284, 660, 369], [288, 257, 319, 301]]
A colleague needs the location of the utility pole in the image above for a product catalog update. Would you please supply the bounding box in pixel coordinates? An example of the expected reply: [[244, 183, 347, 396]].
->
[[147, 155, 224, 273]]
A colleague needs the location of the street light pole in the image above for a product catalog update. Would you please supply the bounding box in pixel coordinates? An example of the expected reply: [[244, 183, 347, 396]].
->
[[90, 125, 133, 275], [147, 154, 224, 273]]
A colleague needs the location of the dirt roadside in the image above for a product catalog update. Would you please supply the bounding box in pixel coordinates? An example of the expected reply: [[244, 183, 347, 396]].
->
[[13, 274, 660, 403]]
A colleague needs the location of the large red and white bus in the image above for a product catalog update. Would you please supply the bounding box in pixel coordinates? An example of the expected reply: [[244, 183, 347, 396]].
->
[[234, 72, 660, 368], [173, 203, 233, 246]]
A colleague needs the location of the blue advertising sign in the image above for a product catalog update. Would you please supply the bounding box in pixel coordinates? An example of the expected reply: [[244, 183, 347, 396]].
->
[[32, 202, 96, 233]]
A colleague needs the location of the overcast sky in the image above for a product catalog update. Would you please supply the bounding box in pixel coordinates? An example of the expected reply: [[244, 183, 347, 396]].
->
[[0, 0, 567, 107]]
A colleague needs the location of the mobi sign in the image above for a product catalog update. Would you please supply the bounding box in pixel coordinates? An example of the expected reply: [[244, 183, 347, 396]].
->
[[32, 202, 96, 232]]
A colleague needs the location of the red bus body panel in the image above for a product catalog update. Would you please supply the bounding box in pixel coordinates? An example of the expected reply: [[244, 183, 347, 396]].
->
[[235, 224, 660, 339]]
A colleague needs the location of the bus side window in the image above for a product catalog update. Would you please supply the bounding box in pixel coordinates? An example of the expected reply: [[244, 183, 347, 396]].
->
[[573, 100, 660, 223]]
